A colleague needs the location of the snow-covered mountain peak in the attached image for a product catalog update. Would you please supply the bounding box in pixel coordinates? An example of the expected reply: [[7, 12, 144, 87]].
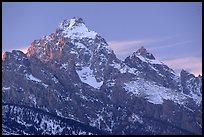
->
[[127, 47, 162, 65], [135, 46, 155, 60], [58, 17, 97, 39]]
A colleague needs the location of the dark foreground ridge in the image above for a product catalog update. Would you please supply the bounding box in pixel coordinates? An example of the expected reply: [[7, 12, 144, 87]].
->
[[3, 103, 108, 135]]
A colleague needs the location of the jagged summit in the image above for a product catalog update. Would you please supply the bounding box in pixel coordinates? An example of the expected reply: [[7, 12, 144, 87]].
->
[[2, 50, 25, 61], [180, 69, 195, 78], [180, 69, 190, 75], [26, 17, 105, 63], [59, 17, 85, 29], [135, 46, 155, 60], [71, 17, 84, 24], [125, 47, 163, 67], [136, 46, 146, 54]]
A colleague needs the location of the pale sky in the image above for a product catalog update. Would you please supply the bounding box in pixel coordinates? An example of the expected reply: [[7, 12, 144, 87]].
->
[[2, 2, 202, 76]]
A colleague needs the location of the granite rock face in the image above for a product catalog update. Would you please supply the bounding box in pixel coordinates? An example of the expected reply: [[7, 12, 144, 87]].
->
[[2, 17, 202, 135]]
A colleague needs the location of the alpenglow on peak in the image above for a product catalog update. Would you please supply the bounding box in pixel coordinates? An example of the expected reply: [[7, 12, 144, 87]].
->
[[136, 46, 155, 60]]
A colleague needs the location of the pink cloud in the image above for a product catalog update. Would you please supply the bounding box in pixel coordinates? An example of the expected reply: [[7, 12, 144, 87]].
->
[[2, 52, 4, 60], [108, 40, 144, 52], [107, 36, 183, 60], [163, 57, 202, 76], [20, 47, 28, 54], [108, 40, 145, 60], [148, 41, 191, 51], [107, 37, 169, 52]]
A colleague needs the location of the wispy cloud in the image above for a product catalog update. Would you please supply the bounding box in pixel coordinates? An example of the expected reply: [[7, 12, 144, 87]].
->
[[108, 36, 176, 52], [108, 40, 144, 52], [108, 35, 190, 60], [163, 57, 202, 76], [148, 41, 191, 51], [108, 40, 145, 60]]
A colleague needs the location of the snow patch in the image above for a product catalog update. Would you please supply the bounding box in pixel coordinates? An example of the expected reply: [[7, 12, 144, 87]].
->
[[148, 59, 162, 65], [29, 95, 37, 106], [40, 117, 65, 134], [190, 92, 202, 105], [70, 50, 77, 54], [76, 66, 103, 89], [135, 54, 162, 65], [52, 77, 59, 84], [110, 62, 138, 75], [128, 113, 143, 124], [69, 19, 76, 28], [106, 80, 116, 87], [62, 22, 97, 39], [60, 63, 69, 69], [123, 79, 187, 105], [56, 110, 63, 117], [136, 55, 147, 63], [16, 116, 33, 127], [42, 83, 48, 88], [25, 74, 41, 83], [2, 87, 11, 91]]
